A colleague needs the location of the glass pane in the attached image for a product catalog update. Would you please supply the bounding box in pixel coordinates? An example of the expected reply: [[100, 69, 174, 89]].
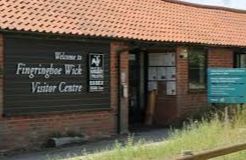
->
[[188, 48, 206, 89], [189, 68, 206, 89], [188, 49, 206, 67], [240, 54, 246, 68]]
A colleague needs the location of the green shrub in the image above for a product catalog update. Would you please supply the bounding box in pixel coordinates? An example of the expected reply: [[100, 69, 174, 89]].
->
[[67, 109, 246, 160]]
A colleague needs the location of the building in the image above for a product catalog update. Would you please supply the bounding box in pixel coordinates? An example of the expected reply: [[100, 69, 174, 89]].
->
[[0, 0, 246, 151]]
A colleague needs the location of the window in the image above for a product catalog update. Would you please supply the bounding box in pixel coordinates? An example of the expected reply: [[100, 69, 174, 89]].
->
[[236, 53, 246, 68], [188, 48, 207, 90]]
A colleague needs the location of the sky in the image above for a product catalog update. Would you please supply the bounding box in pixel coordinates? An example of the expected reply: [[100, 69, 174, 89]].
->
[[181, 0, 246, 10]]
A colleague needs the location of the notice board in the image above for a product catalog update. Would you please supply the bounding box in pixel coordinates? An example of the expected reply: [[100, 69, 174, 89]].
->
[[4, 36, 110, 115], [208, 68, 246, 103], [148, 53, 176, 95]]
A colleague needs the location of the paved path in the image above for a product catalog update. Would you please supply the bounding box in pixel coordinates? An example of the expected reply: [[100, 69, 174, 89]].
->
[[2, 128, 169, 160]]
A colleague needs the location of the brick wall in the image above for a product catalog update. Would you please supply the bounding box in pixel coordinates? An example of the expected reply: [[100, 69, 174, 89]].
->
[[0, 37, 129, 152], [208, 48, 234, 67], [176, 47, 234, 118], [0, 112, 115, 151]]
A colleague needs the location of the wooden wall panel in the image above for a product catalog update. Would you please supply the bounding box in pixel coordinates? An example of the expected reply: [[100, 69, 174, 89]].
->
[[4, 36, 110, 115]]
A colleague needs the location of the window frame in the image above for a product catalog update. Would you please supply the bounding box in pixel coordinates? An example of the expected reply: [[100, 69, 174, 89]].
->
[[187, 47, 208, 92], [234, 52, 246, 68]]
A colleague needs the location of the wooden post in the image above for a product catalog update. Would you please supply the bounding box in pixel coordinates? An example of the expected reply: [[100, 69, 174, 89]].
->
[[145, 90, 157, 125], [224, 106, 229, 124]]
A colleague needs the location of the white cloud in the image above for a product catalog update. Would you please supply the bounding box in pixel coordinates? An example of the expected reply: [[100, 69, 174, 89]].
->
[[180, 0, 246, 10]]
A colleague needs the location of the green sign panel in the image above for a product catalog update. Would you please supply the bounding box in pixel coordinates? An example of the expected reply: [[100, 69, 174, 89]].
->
[[208, 68, 246, 104]]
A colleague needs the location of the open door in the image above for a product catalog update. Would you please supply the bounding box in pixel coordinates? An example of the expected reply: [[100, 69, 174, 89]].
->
[[128, 51, 146, 128]]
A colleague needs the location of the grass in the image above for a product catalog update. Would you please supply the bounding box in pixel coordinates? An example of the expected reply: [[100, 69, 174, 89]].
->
[[66, 108, 246, 160]]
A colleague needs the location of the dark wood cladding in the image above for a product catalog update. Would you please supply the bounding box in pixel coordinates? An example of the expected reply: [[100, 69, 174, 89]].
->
[[3, 36, 110, 116]]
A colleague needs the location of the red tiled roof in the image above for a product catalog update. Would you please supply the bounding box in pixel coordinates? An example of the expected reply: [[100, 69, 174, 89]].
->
[[1, 0, 246, 46]]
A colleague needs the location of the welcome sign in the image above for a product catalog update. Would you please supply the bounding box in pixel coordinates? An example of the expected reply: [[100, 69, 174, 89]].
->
[[16, 52, 83, 93], [4, 36, 110, 115]]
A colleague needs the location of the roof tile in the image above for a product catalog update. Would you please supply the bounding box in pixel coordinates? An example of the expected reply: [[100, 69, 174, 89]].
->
[[0, 0, 246, 46]]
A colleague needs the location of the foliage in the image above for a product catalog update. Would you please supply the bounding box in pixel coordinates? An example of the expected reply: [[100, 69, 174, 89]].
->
[[62, 109, 246, 160]]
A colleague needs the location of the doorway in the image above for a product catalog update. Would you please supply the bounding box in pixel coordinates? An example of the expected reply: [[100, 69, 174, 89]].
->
[[128, 51, 146, 127]]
